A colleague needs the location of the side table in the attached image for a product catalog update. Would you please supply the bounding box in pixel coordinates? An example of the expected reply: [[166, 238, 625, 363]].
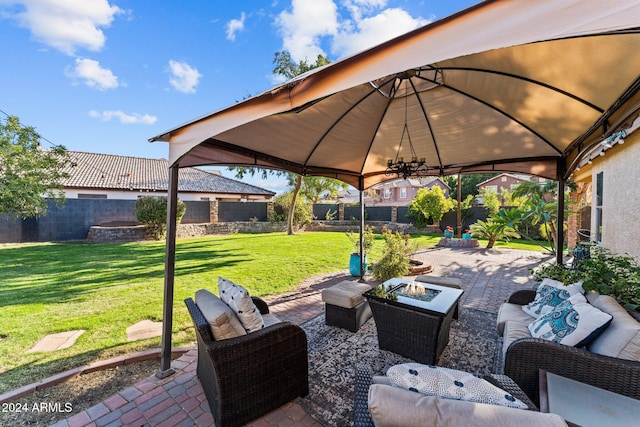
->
[[539, 369, 640, 426]]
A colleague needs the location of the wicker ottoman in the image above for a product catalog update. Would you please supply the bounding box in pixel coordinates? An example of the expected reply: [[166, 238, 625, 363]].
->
[[322, 281, 373, 332]]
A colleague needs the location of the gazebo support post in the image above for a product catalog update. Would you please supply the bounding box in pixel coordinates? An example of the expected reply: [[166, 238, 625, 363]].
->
[[359, 183, 365, 280], [157, 165, 179, 379], [555, 159, 566, 265]]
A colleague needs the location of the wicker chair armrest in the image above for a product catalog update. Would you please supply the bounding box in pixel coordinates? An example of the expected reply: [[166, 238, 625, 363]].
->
[[251, 296, 269, 314], [506, 289, 537, 305], [354, 364, 375, 427], [505, 337, 640, 406]]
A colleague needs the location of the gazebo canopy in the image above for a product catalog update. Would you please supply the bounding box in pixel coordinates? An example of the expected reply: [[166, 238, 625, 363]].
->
[[151, 0, 640, 190]]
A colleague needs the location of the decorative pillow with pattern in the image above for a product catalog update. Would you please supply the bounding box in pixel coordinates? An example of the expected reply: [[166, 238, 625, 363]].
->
[[528, 294, 613, 347], [522, 278, 584, 318], [218, 277, 265, 333], [386, 363, 528, 409]]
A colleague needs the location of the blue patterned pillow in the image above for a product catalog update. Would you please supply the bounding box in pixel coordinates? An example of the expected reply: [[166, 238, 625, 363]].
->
[[528, 294, 612, 347], [386, 363, 528, 409], [522, 279, 584, 318]]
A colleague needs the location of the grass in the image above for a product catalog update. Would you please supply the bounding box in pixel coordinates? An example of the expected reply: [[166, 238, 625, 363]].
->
[[0, 231, 544, 393]]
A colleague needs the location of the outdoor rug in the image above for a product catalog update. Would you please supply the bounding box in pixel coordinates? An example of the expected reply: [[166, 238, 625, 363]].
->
[[298, 307, 503, 427]]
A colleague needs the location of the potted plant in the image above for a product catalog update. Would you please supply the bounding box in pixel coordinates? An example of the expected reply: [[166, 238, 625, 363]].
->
[[462, 229, 472, 240], [444, 225, 454, 239], [346, 225, 375, 276]]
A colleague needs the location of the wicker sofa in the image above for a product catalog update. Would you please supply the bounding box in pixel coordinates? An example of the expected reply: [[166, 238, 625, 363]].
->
[[498, 289, 640, 406], [184, 293, 308, 427]]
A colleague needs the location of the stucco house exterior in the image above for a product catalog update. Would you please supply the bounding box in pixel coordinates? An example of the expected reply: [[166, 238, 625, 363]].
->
[[62, 151, 275, 202], [338, 177, 450, 206], [476, 173, 549, 194], [569, 117, 640, 261]]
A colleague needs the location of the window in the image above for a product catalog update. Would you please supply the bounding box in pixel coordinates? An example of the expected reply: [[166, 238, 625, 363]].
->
[[400, 187, 407, 198], [595, 172, 603, 243], [383, 189, 391, 199], [501, 176, 507, 182]]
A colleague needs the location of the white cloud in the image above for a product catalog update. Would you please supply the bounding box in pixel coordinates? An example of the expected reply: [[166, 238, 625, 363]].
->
[[1, 0, 123, 55], [168, 60, 202, 94], [274, 0, 430, 62], [332, 8, 430, 58], [88, 110, 157, 125], [226, 12, 246, 41], [275, 0, 338, 62], [65, 58, 118, 90]]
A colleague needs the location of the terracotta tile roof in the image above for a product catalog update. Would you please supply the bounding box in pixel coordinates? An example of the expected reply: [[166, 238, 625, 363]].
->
[[62, 151, 275, 196]]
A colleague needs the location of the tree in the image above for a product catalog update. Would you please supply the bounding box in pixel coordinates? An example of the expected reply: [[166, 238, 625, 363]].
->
[[0, 115, 74, 218], [479, 187, 500, 214], [298, 176, 348, 204], [408, 186, 455, 225], [469, 217, 520, 249], [229, 51, 331, 235]]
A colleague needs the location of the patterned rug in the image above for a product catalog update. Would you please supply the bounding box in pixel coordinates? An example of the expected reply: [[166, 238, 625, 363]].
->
[[298, 307, 503, 427]]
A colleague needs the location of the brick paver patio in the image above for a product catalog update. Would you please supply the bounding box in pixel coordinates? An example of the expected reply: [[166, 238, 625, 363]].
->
[[41, 246, 549, 427]]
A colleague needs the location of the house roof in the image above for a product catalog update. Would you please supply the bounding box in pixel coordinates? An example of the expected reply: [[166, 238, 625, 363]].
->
[[62, 151, 275, 196], [476, 173, 536, 187]]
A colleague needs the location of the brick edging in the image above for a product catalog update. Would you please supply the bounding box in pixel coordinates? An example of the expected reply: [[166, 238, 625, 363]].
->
[[0, 347, 192, 404]]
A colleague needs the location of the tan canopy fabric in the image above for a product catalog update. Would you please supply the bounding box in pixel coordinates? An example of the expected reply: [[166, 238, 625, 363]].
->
[[151, 0, 640, 190]]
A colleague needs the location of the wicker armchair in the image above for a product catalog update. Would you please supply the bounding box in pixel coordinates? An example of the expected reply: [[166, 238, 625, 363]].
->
[[184, 297, 309, 427], [503, 290, 640, 406], [354, 364, 539, 427]]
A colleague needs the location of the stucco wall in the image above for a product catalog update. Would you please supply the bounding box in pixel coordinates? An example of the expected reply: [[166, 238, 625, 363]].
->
[[591, 130, 640, 260]]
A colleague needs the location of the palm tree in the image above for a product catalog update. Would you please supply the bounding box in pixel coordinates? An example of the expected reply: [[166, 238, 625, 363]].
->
[[469, 218, 519, 249]]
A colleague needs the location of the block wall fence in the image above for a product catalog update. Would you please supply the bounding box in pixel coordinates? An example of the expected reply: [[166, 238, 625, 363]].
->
[[0, 199, 488, 243]]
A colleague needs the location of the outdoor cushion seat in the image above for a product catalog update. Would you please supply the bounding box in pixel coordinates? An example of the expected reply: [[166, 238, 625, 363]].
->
[[322, 280, 373, 332], [185, 293, 308, 427]]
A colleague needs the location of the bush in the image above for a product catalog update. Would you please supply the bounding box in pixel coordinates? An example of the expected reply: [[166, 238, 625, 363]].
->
[[531, 246, 640, 312], [269, 192, 312, 229], [345, 224, 375, 255], [372, 229, 417, 281], [135, 196, 186, 240]]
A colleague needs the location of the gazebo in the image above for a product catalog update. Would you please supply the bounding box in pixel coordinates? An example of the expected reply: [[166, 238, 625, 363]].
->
[[149, 0, 640, 376]]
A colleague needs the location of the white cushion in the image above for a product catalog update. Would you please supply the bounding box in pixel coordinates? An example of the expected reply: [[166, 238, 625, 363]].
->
[[528, 294, 612, 347], [387, 363, 528, 409], [195, 289, 246, 340], [497, 302, 535, 336], [587, 294, 640, 361], [502, 320, 533, 361], [218, 277, 265, 333], [368, 384, 568, 427], [522, 279, 584, 318]]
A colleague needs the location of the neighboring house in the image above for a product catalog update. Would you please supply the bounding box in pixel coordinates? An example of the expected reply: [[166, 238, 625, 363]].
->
[[337, 177, 450, 206], [61, 151, 275, 202], [570, 117, 640, 261], [476, 173, 548, 194]]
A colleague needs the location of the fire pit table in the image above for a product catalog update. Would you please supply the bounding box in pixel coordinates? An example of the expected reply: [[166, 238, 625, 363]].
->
[[364, 278, 463, 364]]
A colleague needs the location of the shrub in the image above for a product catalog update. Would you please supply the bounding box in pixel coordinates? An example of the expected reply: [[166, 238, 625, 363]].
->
[[372, 229, 417, 281], [269, 192, 312, 229], [531, 246, 640, 312], [345, 224, 375, 255], [135, 196, 186, 240]]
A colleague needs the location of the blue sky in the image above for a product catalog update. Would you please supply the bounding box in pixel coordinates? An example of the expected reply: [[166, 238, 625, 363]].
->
[[0, 0, 478, 193]]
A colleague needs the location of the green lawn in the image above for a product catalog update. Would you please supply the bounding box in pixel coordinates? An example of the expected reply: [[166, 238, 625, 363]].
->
[[0, 231, 543, 393]]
